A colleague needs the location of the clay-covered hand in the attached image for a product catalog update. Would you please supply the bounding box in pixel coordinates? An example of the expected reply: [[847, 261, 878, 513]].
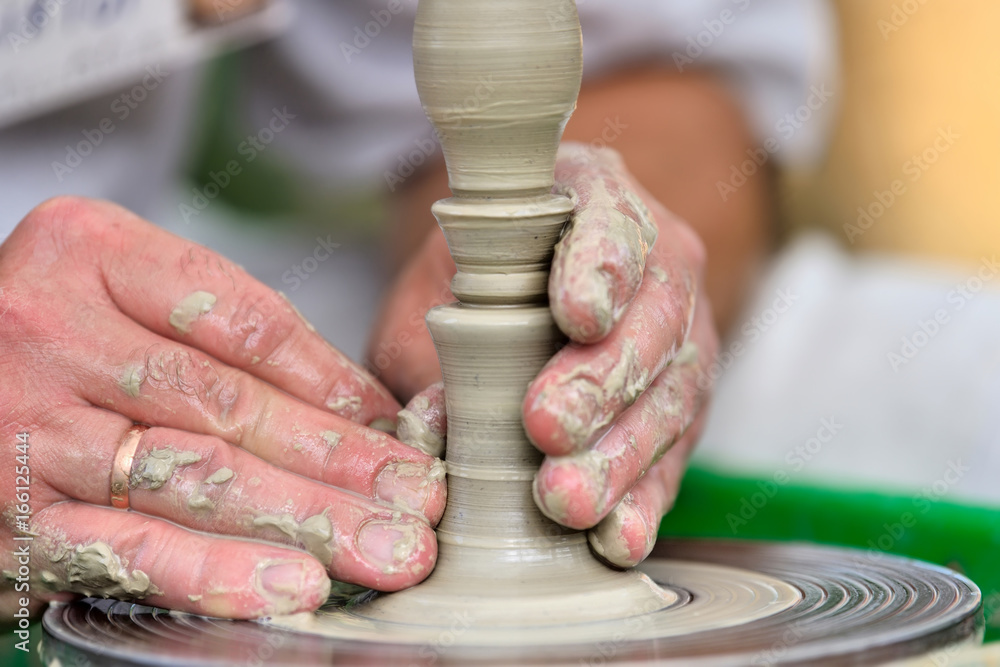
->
[[371, 145, 719, 569], [0, 197, 444, 620], [524, 144, 718, 567]]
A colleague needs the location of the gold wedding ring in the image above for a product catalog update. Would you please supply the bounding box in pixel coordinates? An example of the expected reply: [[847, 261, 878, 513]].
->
[[110, 424, 149, 510]]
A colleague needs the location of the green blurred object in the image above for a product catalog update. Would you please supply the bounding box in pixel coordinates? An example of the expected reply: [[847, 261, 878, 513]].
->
[[0, 622, 42, 667], [185, 53, 387, 237], [660, 465, 1000, 642]]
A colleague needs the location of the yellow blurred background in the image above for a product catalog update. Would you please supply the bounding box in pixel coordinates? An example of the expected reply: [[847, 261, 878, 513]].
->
[[785, 0, 1000, 266]]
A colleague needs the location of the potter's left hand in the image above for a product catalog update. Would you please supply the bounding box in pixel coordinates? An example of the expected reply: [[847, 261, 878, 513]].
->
[[369, 144, 718, 568]]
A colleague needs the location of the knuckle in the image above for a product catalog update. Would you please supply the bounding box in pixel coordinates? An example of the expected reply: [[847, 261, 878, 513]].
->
[[177, 244, 241, 287], [22, 195, 93, 232], [226, 290, 298, 366], [20, 196, 116, 249], [141, 345, 243, 426]]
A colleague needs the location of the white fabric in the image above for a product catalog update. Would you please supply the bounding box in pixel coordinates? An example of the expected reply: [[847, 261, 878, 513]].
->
[[242, 0, 839, 187], [0, 67, 203, 239], [0, 0, 837, 239], [696, 234, 1000, 507]]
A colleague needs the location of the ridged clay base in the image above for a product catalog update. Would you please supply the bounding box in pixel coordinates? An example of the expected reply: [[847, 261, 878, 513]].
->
[[40, 540, 982, 665]]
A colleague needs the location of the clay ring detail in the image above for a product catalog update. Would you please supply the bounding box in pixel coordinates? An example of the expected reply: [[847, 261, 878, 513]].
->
[[110, 424, 149, 510]]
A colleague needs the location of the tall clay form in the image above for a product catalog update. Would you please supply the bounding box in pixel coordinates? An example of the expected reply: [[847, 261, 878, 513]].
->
[[283, 0, 675, 644]]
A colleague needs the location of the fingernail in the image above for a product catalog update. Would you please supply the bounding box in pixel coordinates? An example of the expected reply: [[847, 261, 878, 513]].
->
[[260, 561, 306, 597], [374, 461, 444, 514], [588, 516, 633, 568], [256, 559, 330, 615], [357, 520, 419, 574], [587, 500, 650, 569]]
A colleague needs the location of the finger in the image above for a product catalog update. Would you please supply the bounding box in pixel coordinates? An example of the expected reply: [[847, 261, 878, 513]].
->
[[25, 501, 331, 619], [61, 197, 398, 425], [367, 230, 455, 401], [587, 414, 703, 569], [532, 293, 716, 530], [39, 407, 440, 590], [396, 382, 447, 458], [57, 314, 446, 522], [525, 234, 701, 456], [550, 144, 659, 344]]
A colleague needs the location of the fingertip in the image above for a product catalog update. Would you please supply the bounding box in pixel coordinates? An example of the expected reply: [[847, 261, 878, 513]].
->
[[387, 468, 445, 525], [532, 455, 610, 530], [352, 515, 438, 591], [421, 463, 448, 526], [522, 388, 574, 456], [395, 382, 447, 458], [587, 499, 656, 569], [373, 458, 447, 525], [252, 557, 331, 617], [173, 546, 332, 620], [523, 375, 600, 456], [298, 557, 333, 610], [550, 266, 616, 345]]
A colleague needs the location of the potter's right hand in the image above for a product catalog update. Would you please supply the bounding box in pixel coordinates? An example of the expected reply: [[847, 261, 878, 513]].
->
[[523, 145, 718, 567], [0, 197, 444, 620], [372, 146, 718, 571]]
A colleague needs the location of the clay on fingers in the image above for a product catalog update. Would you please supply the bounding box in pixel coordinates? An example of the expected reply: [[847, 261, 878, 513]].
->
[[533, 341, 704, 530], [550, 150, 659, 344]]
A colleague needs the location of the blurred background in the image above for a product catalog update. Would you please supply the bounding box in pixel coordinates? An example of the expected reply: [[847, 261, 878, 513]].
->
[[785, 1, 1000, 264]]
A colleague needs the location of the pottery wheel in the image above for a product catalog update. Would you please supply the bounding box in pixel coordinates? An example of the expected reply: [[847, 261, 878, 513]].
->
[[38, 4, 982, 666], [40, 539, 983, 666]]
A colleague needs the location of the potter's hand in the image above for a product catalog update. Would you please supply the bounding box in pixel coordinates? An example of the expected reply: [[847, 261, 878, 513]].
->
[[524, 144, 718, 567], [0, 198, 443, 620], [371, 145, 718, 569]]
